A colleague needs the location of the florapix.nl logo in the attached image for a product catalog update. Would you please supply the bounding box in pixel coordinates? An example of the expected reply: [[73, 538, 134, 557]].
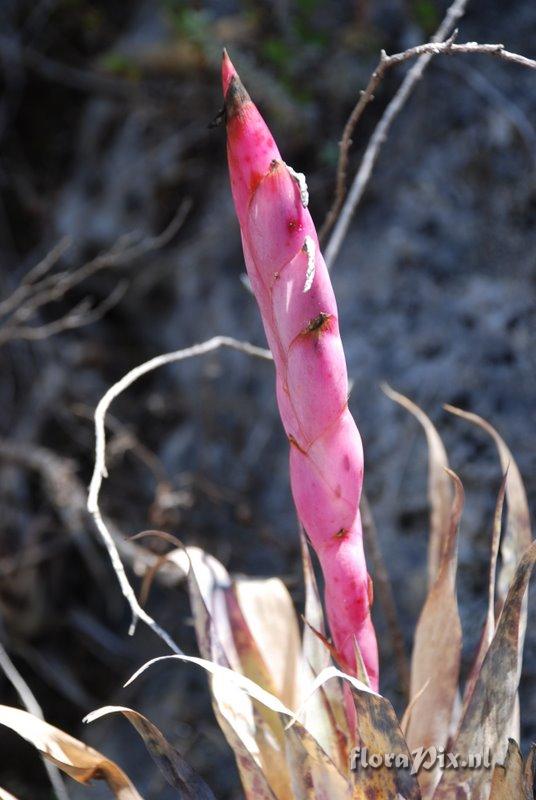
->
[[350, 746, 493, 776]]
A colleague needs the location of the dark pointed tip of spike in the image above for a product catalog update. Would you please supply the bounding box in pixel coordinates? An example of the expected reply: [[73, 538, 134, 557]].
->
[[224, 74, 250, 120], [221, 50, 249, 119]]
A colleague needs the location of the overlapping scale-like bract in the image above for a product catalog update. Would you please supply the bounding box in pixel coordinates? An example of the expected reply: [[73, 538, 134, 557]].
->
[[222, 51, 379, 689]]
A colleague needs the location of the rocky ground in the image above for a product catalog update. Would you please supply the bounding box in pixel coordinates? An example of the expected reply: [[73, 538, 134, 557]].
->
[[0, 1, 535, 797]]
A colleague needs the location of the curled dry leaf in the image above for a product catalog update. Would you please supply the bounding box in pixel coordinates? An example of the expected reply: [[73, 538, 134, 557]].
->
[[295, 666, 420, 799], [0, 704, 143, 799], [462, 474, 507, 713], [84, 705, 216, 799], [126, 652, 354, 800], [444, 406, 532, 742], [382, 385, 452, 585], [443, 406, 532, 609], [434, 539, 536, 800], [405, 470, 464, 797]]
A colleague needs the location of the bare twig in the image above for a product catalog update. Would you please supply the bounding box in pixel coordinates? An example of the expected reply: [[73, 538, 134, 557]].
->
[[0, 638, 70, 800], [87, 336, 272, 651], [0, 282, 127, 346], [320, 0, 469, 249], [0, 237, 71, 318], [0, 201, 190, 347], [321, 0, 536, 265]]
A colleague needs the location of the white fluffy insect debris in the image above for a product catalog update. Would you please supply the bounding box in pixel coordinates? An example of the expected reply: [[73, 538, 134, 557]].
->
[[302, 236, 316, 293], [286, 164, 309, 208]]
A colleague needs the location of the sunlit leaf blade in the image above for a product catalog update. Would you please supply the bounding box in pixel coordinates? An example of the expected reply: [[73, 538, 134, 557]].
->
[[489, 739, 530, 799], [0, 705, 143, 799], [234, 576, 301, 709], [229, 577, 306, 795], [434, 540, 536, 799], [247, 706, 294, 800], [405, 470, 463, 795], [126, 655, 293, 735], [84, 705, 217, 799], [181, 550, 285, 797], [126, 653, 296, 799], [382, 385, 452, 585], [184, 546, 239, 668]]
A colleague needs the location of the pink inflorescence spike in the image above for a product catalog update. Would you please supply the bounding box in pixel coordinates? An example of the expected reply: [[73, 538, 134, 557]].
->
[[222, 52, 379, 689]]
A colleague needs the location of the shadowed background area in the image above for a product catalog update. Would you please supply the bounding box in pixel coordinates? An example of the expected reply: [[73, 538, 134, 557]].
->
[[0, 0, 535, 797]]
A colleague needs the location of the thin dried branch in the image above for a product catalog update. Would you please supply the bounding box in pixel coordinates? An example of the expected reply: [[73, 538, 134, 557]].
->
[[322, 0, 536, 265], [320, 0, 469, 250], [87, 336, 272, 652], [0, 282, 127, 346], [0, 201, 190, 347], [0, 639, 70, 800], [0, 237, 71, 318]]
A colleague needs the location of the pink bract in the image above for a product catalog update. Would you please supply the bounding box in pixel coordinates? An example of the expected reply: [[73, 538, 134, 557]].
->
[[222, 51, 379, 689]]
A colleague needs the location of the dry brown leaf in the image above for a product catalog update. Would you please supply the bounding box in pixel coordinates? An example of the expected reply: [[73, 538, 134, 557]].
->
[[300, 531, 352, 768], [462, 474, 507, 713], [405, 470, 464, 796], [489, 739, 529, 799], [128, 641, 293, 800], [287, 667, 420, 799], [283, 716, 350, 799], [350, 685, 422, 800], [0, 704, 143, 799], [434, 540, 536, 800], [184, 546, 239, 668], [382, 385, 452, 585], [84, 705, 216, 799], [212, 703, 279, 800], [443, 406, 532, 609], [184, 548, 296, 797], [300, 530, 328, 675], [444, 406, 532, 742]]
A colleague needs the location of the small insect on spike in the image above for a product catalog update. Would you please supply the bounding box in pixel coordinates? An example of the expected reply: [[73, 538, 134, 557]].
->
[[222, 52, 379, 689]]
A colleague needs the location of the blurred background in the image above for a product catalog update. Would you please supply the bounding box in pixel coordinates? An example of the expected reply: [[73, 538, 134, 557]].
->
[[0, 0, 535, 796]]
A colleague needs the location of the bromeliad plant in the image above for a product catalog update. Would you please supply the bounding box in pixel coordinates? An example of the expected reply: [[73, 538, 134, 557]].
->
[[2, 52, 535, 800]]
